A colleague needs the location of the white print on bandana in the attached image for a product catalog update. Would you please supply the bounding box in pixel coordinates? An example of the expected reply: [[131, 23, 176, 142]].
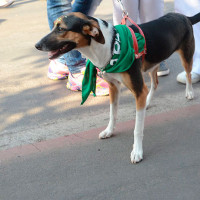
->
[[110, 33, 121, 66]]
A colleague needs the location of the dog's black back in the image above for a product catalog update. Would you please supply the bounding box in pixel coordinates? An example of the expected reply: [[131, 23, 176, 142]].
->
[[131, 13, 200, 65]]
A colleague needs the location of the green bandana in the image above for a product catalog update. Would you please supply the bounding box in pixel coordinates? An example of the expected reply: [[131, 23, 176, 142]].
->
[[81, 24, 145, 105]]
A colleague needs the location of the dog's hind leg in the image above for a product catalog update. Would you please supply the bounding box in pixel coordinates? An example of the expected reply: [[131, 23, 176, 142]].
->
[[178, 50, 194, 99], [185, 62, 194, 100], [99, 80, 121, 139], [146, 65, 159, 109], [177, 39, 194, 99]]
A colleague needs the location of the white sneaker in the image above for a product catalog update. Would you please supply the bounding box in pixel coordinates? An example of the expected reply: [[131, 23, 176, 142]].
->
[[177, 71, 200, 84], [157, 61, 170, 77], [0, 0, 15, 7]]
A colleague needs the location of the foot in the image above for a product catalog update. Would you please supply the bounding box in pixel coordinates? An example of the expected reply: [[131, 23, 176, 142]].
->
[[0, 0, 14, 7], [130, 144, 143, 164], [99, 128, 113, 139], [177, 71, 200, 84], [186, 87, 194, 100], [47, 60, 69, 80], [66, 71, 83, 91], [96, 76, 109, 96], [157, 62, 170, 77], [67, 67, 109, 95]]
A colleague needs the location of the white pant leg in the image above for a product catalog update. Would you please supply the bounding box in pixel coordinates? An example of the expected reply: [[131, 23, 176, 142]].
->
[[139, 0, 164, 23], [112, 0, 164, 25], [192, 25, 200, 74], [175, 0, 200, 74], [112, 0, 139, 25]]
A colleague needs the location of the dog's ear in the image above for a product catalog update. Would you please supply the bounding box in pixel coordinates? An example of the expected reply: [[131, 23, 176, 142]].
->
[[83, 24, 105, 44]]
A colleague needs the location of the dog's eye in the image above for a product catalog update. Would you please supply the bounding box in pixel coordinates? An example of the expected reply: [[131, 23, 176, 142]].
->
[[58, 26, 66, 32]]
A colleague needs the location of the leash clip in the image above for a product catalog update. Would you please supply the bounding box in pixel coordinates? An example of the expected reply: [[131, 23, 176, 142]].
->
[[117, 0, 129, 18], [122, 10, 128, 18]]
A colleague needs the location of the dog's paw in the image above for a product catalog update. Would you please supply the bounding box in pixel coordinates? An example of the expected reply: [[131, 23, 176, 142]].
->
[[185, 88, 194, 100], [146, 102, 151, 110], [130, 144, 143, 164], [99, 129, 113, 139]]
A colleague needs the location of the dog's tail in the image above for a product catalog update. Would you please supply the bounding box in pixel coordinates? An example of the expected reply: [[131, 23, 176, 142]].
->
[[188, 12, 200, 25]]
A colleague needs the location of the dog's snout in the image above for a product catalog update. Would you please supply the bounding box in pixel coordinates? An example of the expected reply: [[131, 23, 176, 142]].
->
[[35, 42, 42, 50]]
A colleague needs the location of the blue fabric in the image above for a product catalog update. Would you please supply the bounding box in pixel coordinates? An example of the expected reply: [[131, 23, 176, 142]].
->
[[47, 0, 94, 73], [72, 0, 93, 14]]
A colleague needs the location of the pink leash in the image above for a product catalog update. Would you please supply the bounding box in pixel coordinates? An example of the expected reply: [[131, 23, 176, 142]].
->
[[121, 15, 147, 60]]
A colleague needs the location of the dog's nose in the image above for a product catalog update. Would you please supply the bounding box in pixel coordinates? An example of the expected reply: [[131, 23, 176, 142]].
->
[[35, 42, 42, 50]]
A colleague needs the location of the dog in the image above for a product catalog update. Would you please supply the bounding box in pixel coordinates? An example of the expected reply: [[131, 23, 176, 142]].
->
[[35, 12, 200, 163]]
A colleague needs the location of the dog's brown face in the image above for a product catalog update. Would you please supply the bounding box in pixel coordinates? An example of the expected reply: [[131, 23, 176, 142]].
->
[[35, 12, 105, 59]]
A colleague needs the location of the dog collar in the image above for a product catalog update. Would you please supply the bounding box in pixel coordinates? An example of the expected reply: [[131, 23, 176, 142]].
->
[[81, 25, 145, 105]]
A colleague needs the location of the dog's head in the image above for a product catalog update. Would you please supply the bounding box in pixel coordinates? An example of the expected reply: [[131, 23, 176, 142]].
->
[[35, 12, 105, 59]]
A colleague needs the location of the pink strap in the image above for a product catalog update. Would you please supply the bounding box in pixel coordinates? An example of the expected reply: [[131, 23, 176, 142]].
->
[[121, 15, 146, 60], [127, 27, 139, 56]]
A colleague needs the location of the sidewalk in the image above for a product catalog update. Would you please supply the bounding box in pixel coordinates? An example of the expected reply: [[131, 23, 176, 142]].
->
[[0, 0, 200, 199]]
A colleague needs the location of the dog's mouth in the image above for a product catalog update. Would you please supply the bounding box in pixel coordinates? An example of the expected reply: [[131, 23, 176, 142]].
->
[[48, 42, 76, 59]]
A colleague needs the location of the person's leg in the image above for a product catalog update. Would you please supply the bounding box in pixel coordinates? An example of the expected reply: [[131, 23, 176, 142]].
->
[[139, 0, 164, 23], [47, 0, 85, 77], [192, 25, 200, 75], [175, 0, 200, 84], [47, 0, 102, 76], [65, 0, 103, 73], [67, 0, 109, 94], [112, 0, 139, 25], [47, 0, 72, 30], [72, 0, 93, 14], [47, 0, 108, 94], [65, 0, 103, 74], [72, 0, 102, 16]]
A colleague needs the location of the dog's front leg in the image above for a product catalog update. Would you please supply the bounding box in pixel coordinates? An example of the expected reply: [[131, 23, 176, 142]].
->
[[131, 85, 148, 163], [99, 80, 121, 139]]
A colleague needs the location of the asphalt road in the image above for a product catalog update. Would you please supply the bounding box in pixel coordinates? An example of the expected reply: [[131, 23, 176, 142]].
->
[[1, 104, 200, 200]]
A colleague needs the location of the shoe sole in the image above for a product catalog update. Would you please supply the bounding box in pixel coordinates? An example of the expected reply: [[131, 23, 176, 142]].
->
[[66, 83, 82, 91], [0, 1, 14, 7], [47, 72, 68, 80], [157, 69, 170, 77], [177, 77, 200, 84]]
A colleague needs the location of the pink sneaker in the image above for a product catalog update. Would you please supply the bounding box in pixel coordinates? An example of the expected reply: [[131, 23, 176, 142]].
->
[[96, 76, 109, 96], [67, 68, 109, 96], [47, 60, 69, 80], [66, 71, 83, 91]]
